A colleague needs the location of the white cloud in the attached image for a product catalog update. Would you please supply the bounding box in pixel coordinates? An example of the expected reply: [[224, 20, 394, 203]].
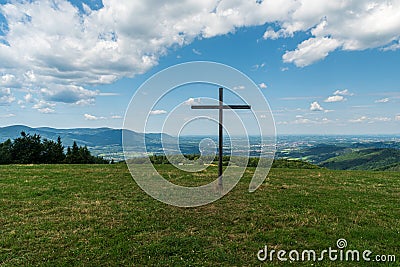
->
[[40, 85, 98, 105], [0, 113, 16, 118], [0, 0, 398, 102], [334, 89, 353, 96], [84, 114, 120, 120], [348, 116, 391, 123], [324, 95, 346, 103], [192, 49, 202, 55], [375, 98, 390, 103], [258, 83, 268, 89], [24, 93, 34, 103], [382, 41, 400, 51], [275, 1, 400, 66], [321, 118, 333, 124], [0, 88, 15, 105], [0, 74, 20, 87], [37, 108, 55, 114], [396, 115, 400, 121], [349, 116, 368, 123], [252, 63, 266, 70], [283, 37, 341, 67], [33, 100, 56, 114], [184, 98, 201, 106], [150, 110, 167, 115], [373, 117, 391, 122], [84, 114, 101, 120], [233, 85, 246, 90], [294, 118, 315, 124], [280, 116, 335, 125], [310, 101, 324, 112], [98, 92, 120, 96]]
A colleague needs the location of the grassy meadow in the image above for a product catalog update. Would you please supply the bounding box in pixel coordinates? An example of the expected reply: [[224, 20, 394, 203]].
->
[[0, 164, 399, 266]]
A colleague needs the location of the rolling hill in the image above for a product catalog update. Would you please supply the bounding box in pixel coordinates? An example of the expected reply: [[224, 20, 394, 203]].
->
[[320, 148, 400, 171], [0, 125, 174, 148]]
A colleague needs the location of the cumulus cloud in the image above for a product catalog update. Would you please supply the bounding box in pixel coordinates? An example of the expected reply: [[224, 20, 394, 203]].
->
[[24, 93, 34, 103], [40, 85, 98, 105], [324, 95, 346, 103], [310, 101, 324, 111], [283, 37, 341, 67], [0, 88, 15, 105], [0, 0, 398, 102], [0, 74, 20, 87], [272, 1, 400, 66], [33, 100, 56, 113], [396, 115, 400, 121], [150, 110, 167, 115]]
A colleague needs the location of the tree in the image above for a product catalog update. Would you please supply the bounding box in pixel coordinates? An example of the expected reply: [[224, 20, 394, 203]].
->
[[65, 141, 80, 164], [41, 137, 65, 164], [11, 132, 43, 164], [0, 133, 108, 165], [0, 139, 12, 165]]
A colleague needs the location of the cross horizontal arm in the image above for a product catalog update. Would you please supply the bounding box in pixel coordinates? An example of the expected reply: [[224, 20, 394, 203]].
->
[[191, 105, 251, 110]]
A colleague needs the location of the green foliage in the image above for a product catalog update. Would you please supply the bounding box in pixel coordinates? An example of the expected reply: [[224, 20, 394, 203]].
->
[[0, 132, 108, 165], [320, 148, 400, 171], [41, 136, 65, 164], [272, 159, 321, 169], [11, 132, 43, 164], [0, 139, 12, 164]]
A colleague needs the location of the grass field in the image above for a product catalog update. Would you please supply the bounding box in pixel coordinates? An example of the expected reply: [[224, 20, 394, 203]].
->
[[0, 164, 399, 266]]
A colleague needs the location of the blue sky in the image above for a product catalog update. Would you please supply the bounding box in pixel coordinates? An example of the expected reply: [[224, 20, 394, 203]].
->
[[0, 0, 399, 135]]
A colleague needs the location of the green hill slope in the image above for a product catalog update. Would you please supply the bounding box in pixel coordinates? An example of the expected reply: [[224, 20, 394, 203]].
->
[[0, 164, 398, 266], [320, 148, 400, 171]]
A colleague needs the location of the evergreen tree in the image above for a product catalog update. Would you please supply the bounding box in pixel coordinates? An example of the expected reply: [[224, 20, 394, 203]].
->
[[11, 132, 43, 164], [0, 139, 12, 165], [0, 133, 108, 165], [41, 137, 65, 164]]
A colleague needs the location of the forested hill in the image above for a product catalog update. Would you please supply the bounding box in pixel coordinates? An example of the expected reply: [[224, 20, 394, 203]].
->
[[320, 148, 400, 171], [0, 125, 173, 147]]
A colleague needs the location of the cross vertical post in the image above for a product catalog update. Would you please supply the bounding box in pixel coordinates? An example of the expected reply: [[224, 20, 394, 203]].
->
[[218, 87, 223, 191], [191, 87, 251, 193]]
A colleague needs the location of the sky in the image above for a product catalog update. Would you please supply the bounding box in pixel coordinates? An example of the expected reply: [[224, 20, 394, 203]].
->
[[0, 0, 399, 135]]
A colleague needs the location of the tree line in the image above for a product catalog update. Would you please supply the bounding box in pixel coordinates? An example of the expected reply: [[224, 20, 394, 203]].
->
[[0, 132, 109, 165]]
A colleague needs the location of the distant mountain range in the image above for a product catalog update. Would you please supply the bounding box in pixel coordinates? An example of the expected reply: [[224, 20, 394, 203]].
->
[[0, 125, 399, 171], [0, 125, 175, 157]]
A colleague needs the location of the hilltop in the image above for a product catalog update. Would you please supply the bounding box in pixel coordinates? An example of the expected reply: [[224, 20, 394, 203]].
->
[[0, 164, 398, 266]]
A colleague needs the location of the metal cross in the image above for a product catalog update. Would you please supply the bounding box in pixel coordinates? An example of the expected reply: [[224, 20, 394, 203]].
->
[[191, 87, 251, 192]]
